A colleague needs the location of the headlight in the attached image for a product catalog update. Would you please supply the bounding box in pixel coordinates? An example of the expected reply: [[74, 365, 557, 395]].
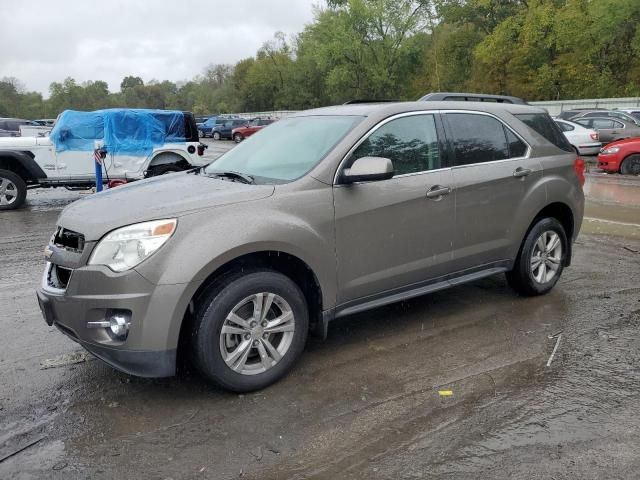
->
[[88, 219, 177, 272], [600, 146, 620, 154]]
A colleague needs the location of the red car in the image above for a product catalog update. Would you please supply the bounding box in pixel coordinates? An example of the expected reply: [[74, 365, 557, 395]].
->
[[231, 118, 275, 143], [597, 138, 640, 175]]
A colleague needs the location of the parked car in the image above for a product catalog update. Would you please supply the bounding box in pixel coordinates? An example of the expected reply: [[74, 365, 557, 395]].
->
[[597, 138, 640, 175], [196, 116, 221, 138], [20, 123, 53, 137], [0, 109, 207, 210], [554, 119, 601, 155], [420, 92, 528, 104], [0, 118, 38, 137], [556, 108, 606, 121], [33, 119, 56, 127], [573, 117, 640, 143], [211, 118, 248, 140], [196, 116, 238, 138], [563, 109, 640, 126], [617, 109, 640, 121], [231, 118, 275, 143], [37, 101, 584, 392]]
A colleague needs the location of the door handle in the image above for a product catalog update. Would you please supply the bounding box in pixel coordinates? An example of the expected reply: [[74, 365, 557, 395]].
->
[[426, 185, 451, 199], [513, 167, 532, 178], [43, 164, 56, 170], [57, 163, 67, 170]]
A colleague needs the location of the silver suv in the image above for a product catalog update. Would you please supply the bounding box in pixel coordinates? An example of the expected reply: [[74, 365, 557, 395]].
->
[[37, 102, 585, 392]]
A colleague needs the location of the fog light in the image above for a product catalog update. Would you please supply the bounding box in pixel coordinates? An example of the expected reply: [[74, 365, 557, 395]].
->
[[107, 310, 131, 341]]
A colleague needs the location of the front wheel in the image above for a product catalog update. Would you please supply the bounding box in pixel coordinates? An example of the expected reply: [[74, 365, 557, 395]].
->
[[192, 270, 309, 392], [506, 217, 567, 296], [620, 154, 640, 175], [212, 132, 221, 141], [0, 169, 27, 210], [233, 133, 244, 143]]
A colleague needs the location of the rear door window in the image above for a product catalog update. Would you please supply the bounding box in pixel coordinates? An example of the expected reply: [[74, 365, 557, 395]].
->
[[592, 119, 615, 129], [515, 113, 573, 152], [444, 113, 511, 165]]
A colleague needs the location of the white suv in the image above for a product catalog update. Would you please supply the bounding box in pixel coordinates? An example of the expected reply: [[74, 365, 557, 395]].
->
[[0, 109, 207, 210]]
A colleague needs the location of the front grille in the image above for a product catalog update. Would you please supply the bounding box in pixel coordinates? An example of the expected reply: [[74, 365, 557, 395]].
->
[[47, 264, 73, 290], [53, 227, 85, 253]]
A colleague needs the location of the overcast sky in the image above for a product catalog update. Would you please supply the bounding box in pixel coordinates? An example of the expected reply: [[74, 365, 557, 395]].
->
[[0, 0, 319, 97]]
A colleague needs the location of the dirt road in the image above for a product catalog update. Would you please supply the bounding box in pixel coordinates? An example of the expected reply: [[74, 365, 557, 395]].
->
[[1, 166, 639, 479]]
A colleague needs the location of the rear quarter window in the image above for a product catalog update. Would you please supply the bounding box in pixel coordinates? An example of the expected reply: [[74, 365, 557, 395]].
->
[[515, 113, 573, 152]]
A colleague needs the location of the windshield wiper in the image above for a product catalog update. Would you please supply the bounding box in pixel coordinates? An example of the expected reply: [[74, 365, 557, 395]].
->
[[206, 170, 255, 184]]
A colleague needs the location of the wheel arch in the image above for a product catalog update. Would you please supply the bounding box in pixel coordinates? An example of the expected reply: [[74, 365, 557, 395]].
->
[[526, 202, 575, 267], [620, 152, 640, 174], [145, 151, 192, 176], [176, 250, 324, 366], [0, 150, 45, 183]]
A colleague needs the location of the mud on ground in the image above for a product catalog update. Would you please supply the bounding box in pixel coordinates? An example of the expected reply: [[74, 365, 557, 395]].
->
[[1, 171, 639, 479]]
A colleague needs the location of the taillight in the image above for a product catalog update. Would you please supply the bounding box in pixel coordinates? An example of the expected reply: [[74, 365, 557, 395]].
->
[[574, 158, 585, 186], [590, 132, 599, 141]]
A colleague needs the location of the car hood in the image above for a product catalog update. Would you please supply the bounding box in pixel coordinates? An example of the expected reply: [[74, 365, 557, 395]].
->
[[0, 136, 52, 149], [58, 172, 275, 241], [604, 137, 640, 148]]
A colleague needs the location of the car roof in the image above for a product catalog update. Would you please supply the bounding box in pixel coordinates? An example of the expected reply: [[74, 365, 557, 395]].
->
[[575, 116, 632, 124], [293, 101, 547, 118]]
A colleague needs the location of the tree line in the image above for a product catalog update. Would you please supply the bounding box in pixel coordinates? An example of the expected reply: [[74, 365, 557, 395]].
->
[[2, 0, 639, 120]]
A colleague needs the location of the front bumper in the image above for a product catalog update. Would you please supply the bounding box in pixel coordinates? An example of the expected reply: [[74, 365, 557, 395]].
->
[[596, 155, 621, 172], [37, 262, 189, 378]]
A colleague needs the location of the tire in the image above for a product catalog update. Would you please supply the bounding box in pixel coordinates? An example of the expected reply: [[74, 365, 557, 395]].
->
[[620, 154, 640, 175], [198, 129, 204, 138], [0, 169, 27, 210], [192, 270, 309, 392], [212, 131, 221, 141], [233, 133, 244, 143], [506, 217, 567, 296], [148, 164, 183, 177]]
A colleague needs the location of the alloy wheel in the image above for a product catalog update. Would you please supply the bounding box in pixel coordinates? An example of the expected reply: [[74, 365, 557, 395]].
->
[[0, 177, 18, 206], [530, 230, 562, 284], [219, 293, 295, 375]]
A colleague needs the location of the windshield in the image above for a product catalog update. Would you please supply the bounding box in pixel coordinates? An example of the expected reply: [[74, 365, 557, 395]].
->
[[205, 115, 361, 182]]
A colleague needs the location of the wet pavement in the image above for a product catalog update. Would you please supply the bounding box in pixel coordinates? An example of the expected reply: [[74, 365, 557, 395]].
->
[[1, 162, 639, 479]]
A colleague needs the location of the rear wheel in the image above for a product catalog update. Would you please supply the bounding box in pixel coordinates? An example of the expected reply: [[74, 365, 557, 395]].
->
[[192, 270, 308, 392], [0, 169, 27, 210], [506, 217, 567, 296], [147, 164, 183, 177], [620, 154, 640, 175], [213, 131, 221, 141], [198, 129, 204, 138]]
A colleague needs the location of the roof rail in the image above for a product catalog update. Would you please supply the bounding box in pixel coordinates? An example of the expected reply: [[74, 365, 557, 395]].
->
[[342, 99, 398, 105]]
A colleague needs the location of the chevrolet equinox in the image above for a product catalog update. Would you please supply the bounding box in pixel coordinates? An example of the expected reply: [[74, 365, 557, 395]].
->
[[37, 102, 585, 392]]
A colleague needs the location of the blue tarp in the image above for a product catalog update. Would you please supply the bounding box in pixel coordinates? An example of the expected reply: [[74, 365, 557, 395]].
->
[[50, 108, 186, 156]]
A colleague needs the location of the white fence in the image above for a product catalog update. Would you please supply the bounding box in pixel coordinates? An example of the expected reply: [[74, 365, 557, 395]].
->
[[232, 110, 299, 119], [530, 97, 640, 116], [232, 98, 640, 118]]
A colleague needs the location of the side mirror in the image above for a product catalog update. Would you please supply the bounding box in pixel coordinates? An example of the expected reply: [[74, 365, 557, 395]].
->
[[342, 156, 394, 184]]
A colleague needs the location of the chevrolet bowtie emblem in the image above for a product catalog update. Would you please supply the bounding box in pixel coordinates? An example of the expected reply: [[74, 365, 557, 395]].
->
[[44, 246, 53, 259]]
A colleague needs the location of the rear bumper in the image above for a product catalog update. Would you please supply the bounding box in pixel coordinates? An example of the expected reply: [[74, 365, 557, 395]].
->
[[577, 144, 601, 156]]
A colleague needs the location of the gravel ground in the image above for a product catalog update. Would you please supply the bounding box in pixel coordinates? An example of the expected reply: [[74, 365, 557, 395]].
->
[[1, 162, 639, 479]]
